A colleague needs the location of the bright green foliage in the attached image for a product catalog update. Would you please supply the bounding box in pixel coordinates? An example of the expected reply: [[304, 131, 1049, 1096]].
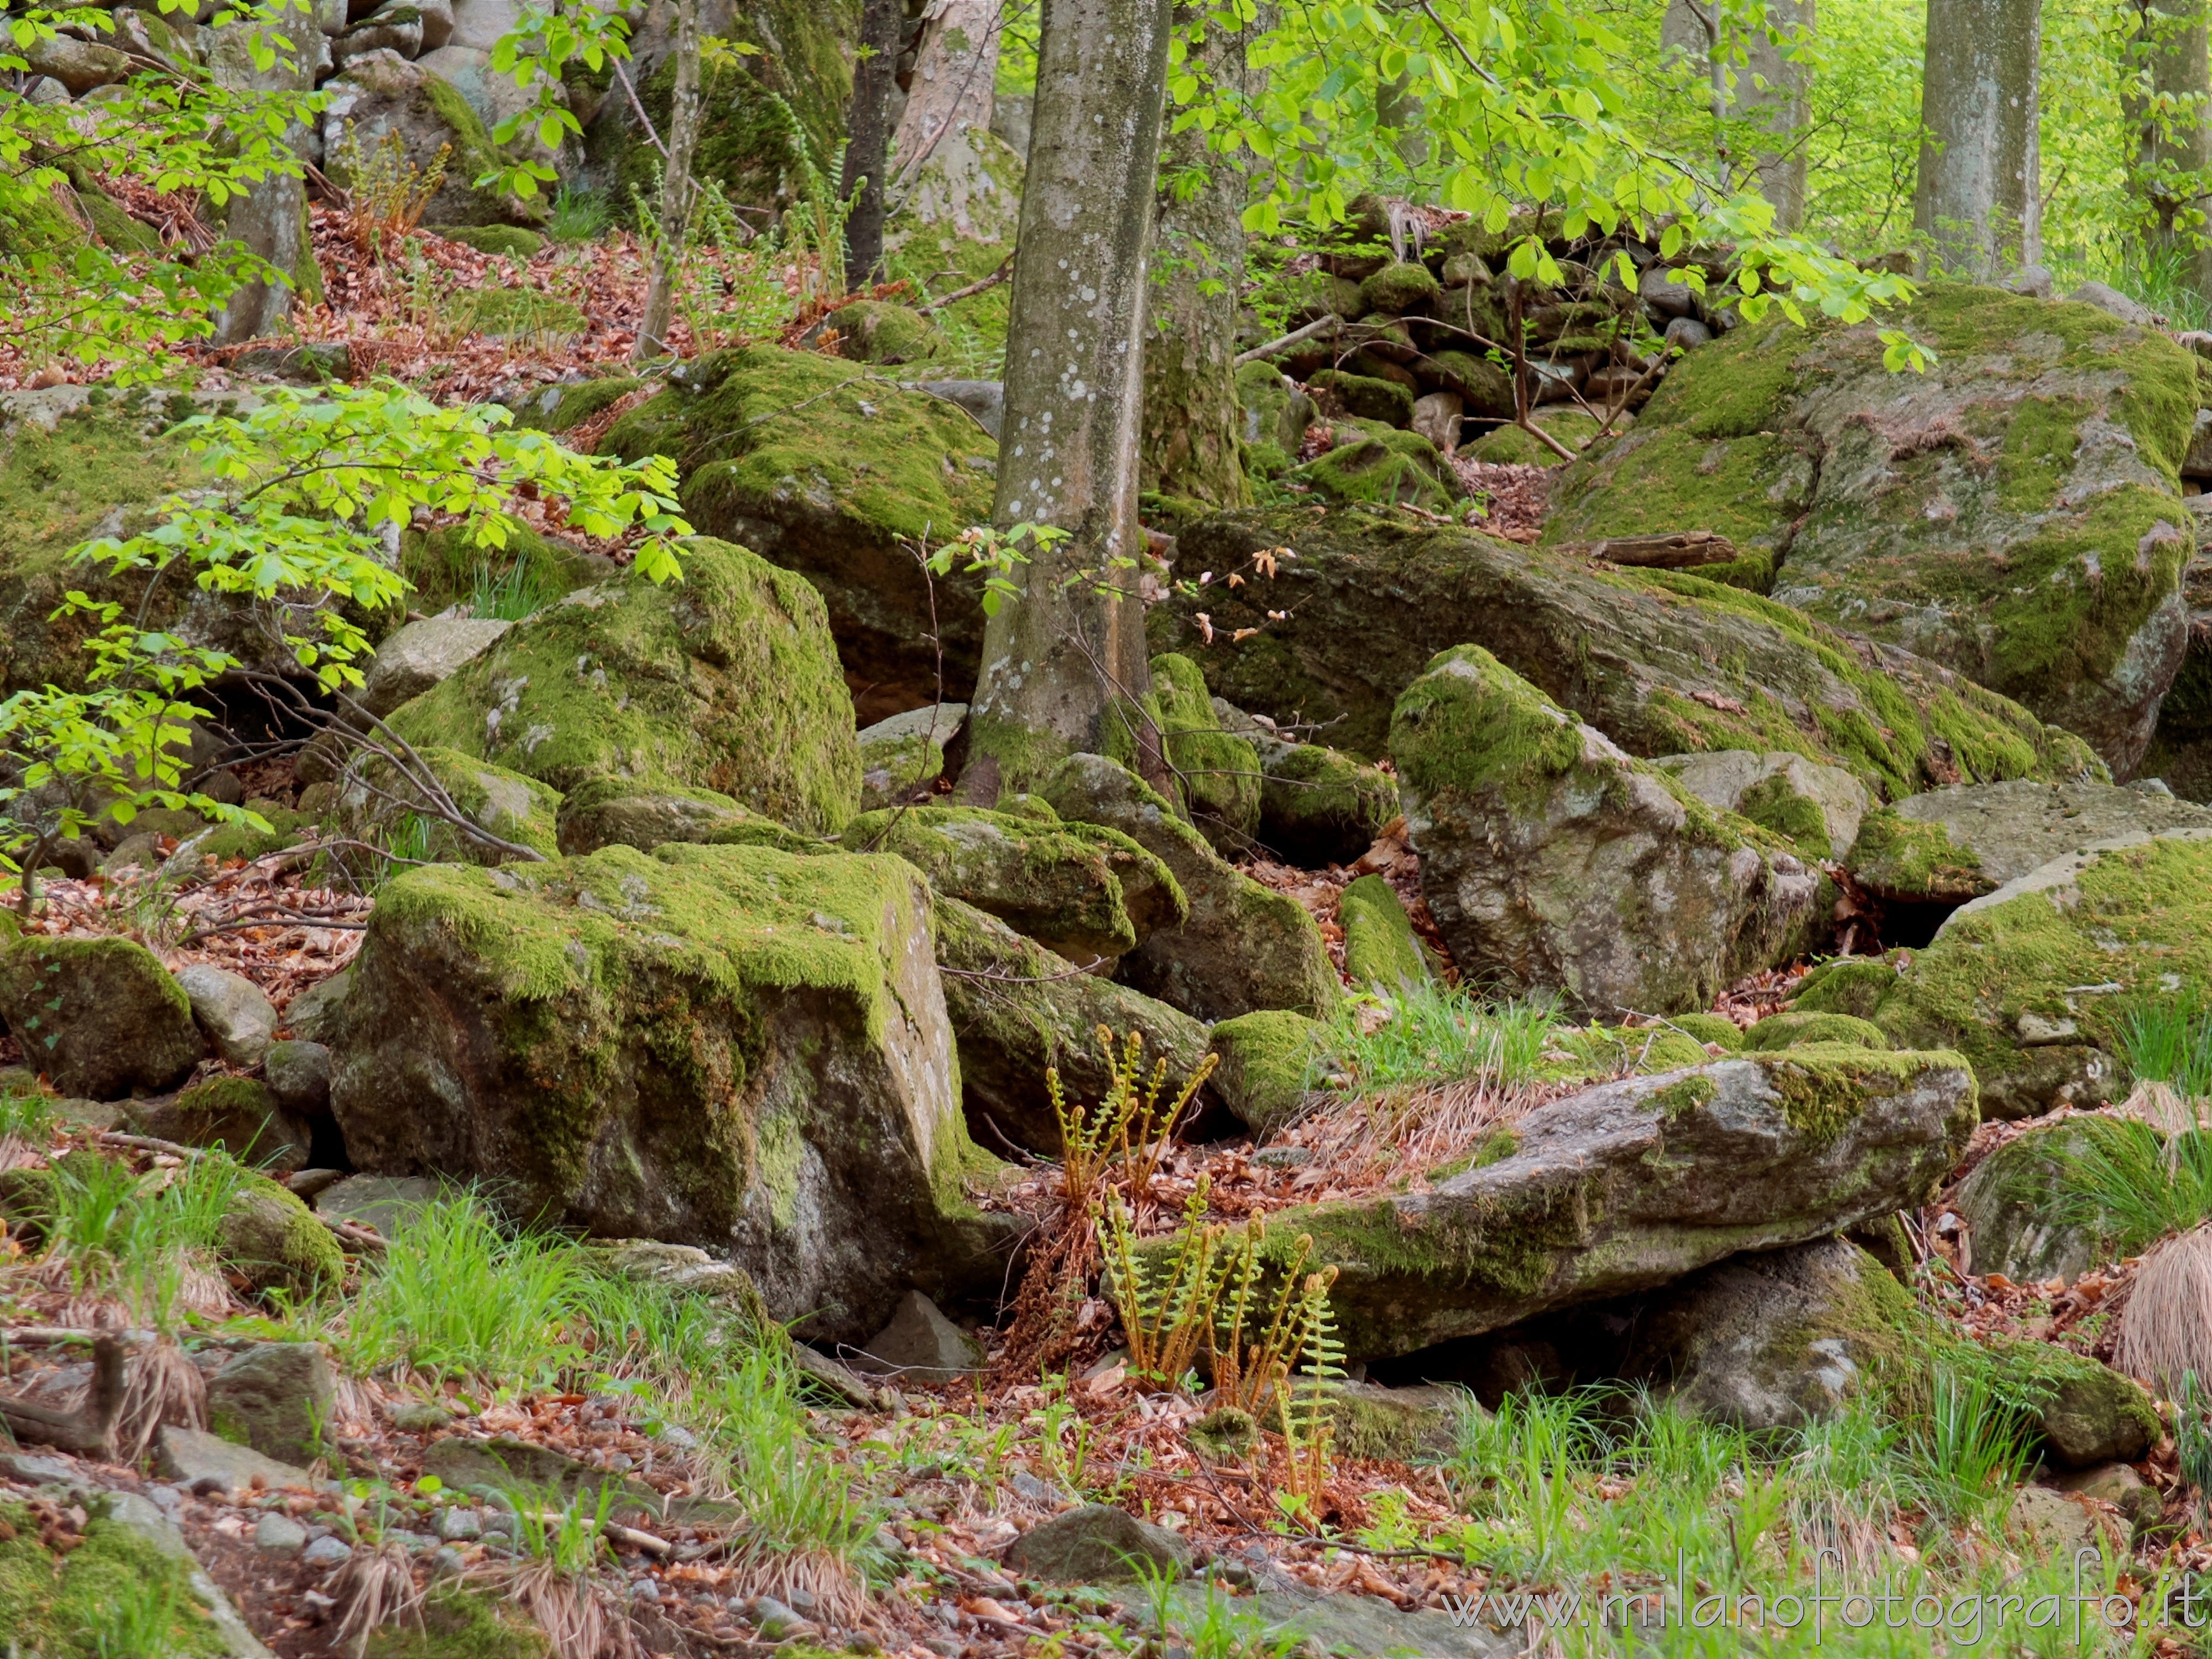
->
[[1208, 1009, 1326, 1137], [1664, 1011, 1746, 1050], [2050, 1116, 2212, 1258], [1307, 980, 1570, 1095], [2116, 980, 2212, 1098]]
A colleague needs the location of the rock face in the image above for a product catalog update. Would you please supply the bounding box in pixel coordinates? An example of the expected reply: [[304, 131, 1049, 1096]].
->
[[0, 936, 204, 1099], [1651, 750, 1870, 863], [387, 538, 859, 835], [858, 702, 967, 810], [1805, 826, 2212, 1117], [1215, 700, 1397, 866], [1152, 506, 2100, 800], [1849, 778, 2212, 900], [1617, 1239, 1910, 1430], [174, 963, 279, 1068], [1393, 647, 1818, 1019], [317, 49, 539, 227], [933, 898, 1210, 1155], [325, 745, 562, 869], [1005, 1505, 1191, 1583], [326, 843, 1006, 1342], [358, 615, 512, 718], [1545, 287, 2200, 776], [1955, 1119, 2109, 1285], [1208, 1010, 1324, 1136], [1039, 755, 1338, 1021], [601, 349, 1000, 721], [552, 779, 826, 859], [1206, 1047, 1975, 1360]]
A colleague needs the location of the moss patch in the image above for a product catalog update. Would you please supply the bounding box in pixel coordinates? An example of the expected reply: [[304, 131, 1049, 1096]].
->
[[1742, 1010, 1890, 1051], [365, 1581, 557, 1659], [1208, 1009, 1324, 1137], [218, 1172, 343, 1296], [0, 1497, 232, 1658], [1338, 873, 1433, 992], [1150, 652, 1262, 847]]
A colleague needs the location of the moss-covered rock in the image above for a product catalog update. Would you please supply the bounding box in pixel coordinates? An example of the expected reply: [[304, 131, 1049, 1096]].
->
[[0, 1494, 237, 1658], [1213, 700, 1397, 866], [505, 376, 645, 437], [1393, 646, 1817, 1019], [1665, 1011, 1747, 1050], [326, 843, 1010, 1342], [1338, 874, 1434, 993], [1039, 754, 1339, 1021], [131, 1076, 311, 1174], [429, 222, 545, 258], [1466, 411, 1608, 466], [1146, 1047, 1976, 1361], [847, 805, 1170, 962], [1848, 827, 2212, 1116], [1545, 286, 2200, 775], [933, 898, 1211, 1155], [388, 536, 859, 834], [1284, 422, 1463, 509], [825, 300, 946, 365], [1149, 653, 1262, 851], [600, 347, 998, 711], [365, 1581, 557, 1659], [1953, 1117, 2111, 1285], [1742, 1010, 1890, 1051], [218, 1171, 345, 1295], [857, 702, 966, 810], [1651, 749, 1871, 863], [1618, 1238, 1913, 1430], [0, 934, 203, 1099], [325, 744, 562, 871], [1208, 1009, 1324, 1136], [552, 776, 827, 858], [1987, 1340, 2162, 1467], [1843, 806, 1990, 901], [319, 50, 542, 227], [1152, 506, 2102, 796], [1849, 778, 2212, 901], [1790, 956, 1905, 1020], [1307, 369, 1415, 429], [1359, 261, 1443, 316], [1236, 362, 1313, 478]]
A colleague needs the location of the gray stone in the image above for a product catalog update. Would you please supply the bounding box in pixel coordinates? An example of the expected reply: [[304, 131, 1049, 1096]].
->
[[1663, 315, 1712, 350], [208, 1342, 336, 1467], [389, 1399, 458, 1433], [282, 968, 352, 1043], [1639, 264, 1697, 318], [2006, 264, 2056, 299], [1394, 650, 1817, 1020], [1293, 1380, 1475, 1463], [254, 1511, 309, 1553], [2186, 409, 2212, 481], [918, 379, 1004, 441], [2052, 1462, 2163, 1532], [302, 1533, 354, 1568], [316, 50, 539, 228], [155, 1425, 313, 1495], [313, 1173, 448, 1239], [847, 1290, 982, 1381], [1153, 1584, 1521, 1659], [551, 782, 823, 859], [2005, 1345, 2161, 1469], [359, 616, 512, 718], [1617, 1239, 1907, 1431], [1167, 1050, 1976, 1363], [0, 1451, 80, 1483], [100, 1490, 276, 1658], [435, 1505, 483, 1541], [24, 34, 132, 92], [2065, 281, 2157, 325], [1863, 779, 2212, 899], [0, 936, 205, 1100], [1004, 1504, 1191, 1583], [175, 963, 280, 1067], [858, 702, 968, 810], [1955, 1119, 2109, 1286], [263, 1040, 333, 1116], [1651, 750, 1872, 863]]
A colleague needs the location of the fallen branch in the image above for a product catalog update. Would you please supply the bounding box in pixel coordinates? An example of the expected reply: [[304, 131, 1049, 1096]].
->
[[1552, 530, 1739, 570], [1234, 314, 1341, 367], [915, 253, 1015, 315], [0, 1332, 125, 1458]]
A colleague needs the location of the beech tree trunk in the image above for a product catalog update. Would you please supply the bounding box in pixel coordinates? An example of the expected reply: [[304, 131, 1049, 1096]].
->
[[2126, 0, 2212, 301], [890, 0, 1004, 196], [958, 0, 1173, 803], [1137, 4, 1246, 508], [842, 0, 905, 285], [1661, 0, 1815, 230], [633, 0, 702, 358], [1913, 0, 2042, 278]]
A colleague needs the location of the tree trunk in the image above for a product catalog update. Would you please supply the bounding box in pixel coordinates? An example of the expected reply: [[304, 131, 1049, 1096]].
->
[[1661, 0, 1815, 230], [842, 0, 905, 286], [1137, 4, 1246, 508], [890, 0, 1004, 196], [1913, 0, 2042, 278], [958, 0, 1173, 804], [207, 20, 314, 345], [2126, 0, 2212, 301], [633, 0, 702, 359]]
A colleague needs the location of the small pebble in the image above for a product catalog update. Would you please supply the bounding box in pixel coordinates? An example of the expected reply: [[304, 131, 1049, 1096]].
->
[[388, 1400, 455, 1434], [430, 1546, 466, 1577], [656, 1423, 699, 1451], [630, 1578, 662, 1603], [435, 1507, 483, 1542], [142, 1484, 183, 1519], [254, 1513, 309, 1554], [302, 1535, 354, 1569]]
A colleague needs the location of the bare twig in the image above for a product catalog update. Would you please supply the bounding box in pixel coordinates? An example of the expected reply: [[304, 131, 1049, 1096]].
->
[[915, 253, 1015, 315], [1234, 314, 1342, 367]]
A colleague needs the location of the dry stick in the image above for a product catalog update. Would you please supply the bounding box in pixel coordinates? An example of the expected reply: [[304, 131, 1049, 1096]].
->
[[96, 1132, 390, 1255], [915, 252, 1015, 315], [0, 1332, 126, 1458], [611, 60, 669, 159], [1232, 314, 1341, 366]]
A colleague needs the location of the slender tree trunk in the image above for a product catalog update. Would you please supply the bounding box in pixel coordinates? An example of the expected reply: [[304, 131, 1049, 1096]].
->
[[633, 0, 702, 359], [1661, 0, 1815, 229], [2126, 0, 2212, 302], [1137, 4, 1246, 508], [1913, 0, 2042, 278], [891, 0, 1004, 195], [842, 0, 904, 286], [958, 0, 1173, 804]]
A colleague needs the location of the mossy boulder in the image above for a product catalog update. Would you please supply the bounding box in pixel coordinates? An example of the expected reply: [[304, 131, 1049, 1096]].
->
[[325, 843, 1009, 1342], [552, 776, 827, 858], [1359, 261, 1444, 316], [1616, 1238, 1913, 1431], [1848, 778, 2212, 901], [1306, 370, 1416, 429], [1152, 506, 2101, 796], [600, 348, 999, 712], [0, 935, 204, 1099], [1467, 411, 1608, 465], [218, 1172, 345, 1295], [1217, 700, 1397, 865], [1790, 956, 1906, 1020], [1039, 754, 1339, 1022], [1845, 827, 2212, 1117], [1545, 286, 2200, 775], [1392, 646, 1817, 1020], [1843, 806, 1990, 901], [131, 1077, 311, 1175], [1149, 653, 1262, 851], [1954, 1117, 2111, 1285], [325, 745, 561, 870], [1284, 423, 1463, 509], [858, 702, 966, 810], [1665, 1012, 1746, 1050], [505, 376, 646, 436], [1208, 1009, 1324, 1137], [1988, 1340, 2162, 1467], [318, 50, 542, 227], [1742, 1011, 1890, 1051], [387, 536, 859, 834], [825, 300, 946, 365], [1236, 362, 1313, 478], [847, 804, 1177, 962], [1338, 874, 1435, 994], [1143, 1047, 1976, 1361], [0, 1494, 238, 1658], [430, 222, 545, 258], [1650, 749, 1871, 863], [933, 898, 1211, 1155]]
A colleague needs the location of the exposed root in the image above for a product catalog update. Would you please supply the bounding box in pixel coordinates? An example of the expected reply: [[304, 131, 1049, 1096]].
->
[[112, 1336, 207, 1462]]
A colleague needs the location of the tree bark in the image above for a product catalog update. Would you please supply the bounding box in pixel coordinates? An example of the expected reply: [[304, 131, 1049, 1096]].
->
[[633, 0, 702, 359], [2126, 0, 2212, 301], [1913, 0, 2042, 278], [958, 0, 1173, 803], [1661, 0, 1815, 230], [1137, 4, 1247, 508], [891, 0, 1004, 196], [842, 0, 905, 286]]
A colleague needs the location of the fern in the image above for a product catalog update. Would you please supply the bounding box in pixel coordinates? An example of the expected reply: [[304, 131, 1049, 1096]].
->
[[1099, 1182, 1224, 1392]]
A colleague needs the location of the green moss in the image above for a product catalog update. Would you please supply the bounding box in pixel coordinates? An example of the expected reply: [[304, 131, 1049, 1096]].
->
[[219, 1172, 343, 1295], [1359, 261, 1444, 315], [825, 300, 945, 364], [1664, 1011, 1745, 1049], [1741, 1010, 1890, 1051], [1650, 1073, 1720, 1119], [1338, 873, 1433, 992], [0, 1498, 232, 1658], [1307, 369, 1415, 428], [1388, 645, 1587, 807], [1284, 424, 1463, 508], [1791, 956, 1904, 1019], [397, 520, 607, 613], [1255, 740, 1397, 863], [1756, 1042, 1970, 1145], [1150, 653, 1262, 846], [1266, 1170, 1600, 1301], [431, 223, 544, 259], [388, 536, 859, 834], [1209, 1009, 1325, 1136], [1846, 806, 1988, 900], [184, 805, 306, 865], [162, 1076, 296, 1162], [365, 1582, 556, 1659], [1736, 770, 1834, 858]]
